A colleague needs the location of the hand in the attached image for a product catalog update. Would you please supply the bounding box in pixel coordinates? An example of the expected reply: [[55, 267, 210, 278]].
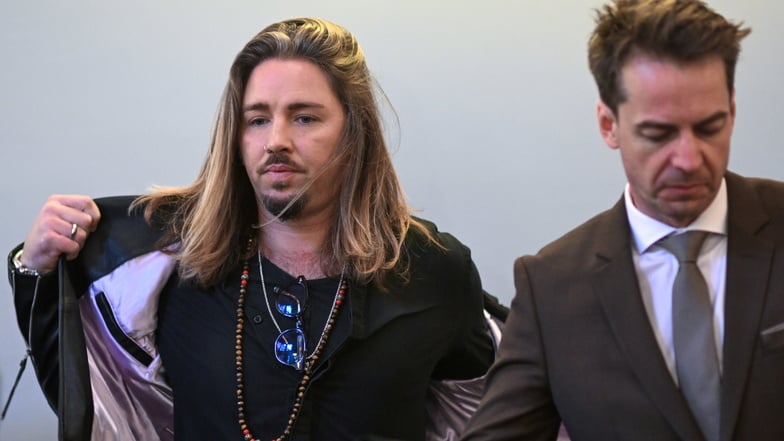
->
[[20, 195, 101, 274]]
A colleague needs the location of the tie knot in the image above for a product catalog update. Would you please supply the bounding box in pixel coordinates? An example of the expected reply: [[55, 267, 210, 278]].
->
[[658, 231, 708, 263]]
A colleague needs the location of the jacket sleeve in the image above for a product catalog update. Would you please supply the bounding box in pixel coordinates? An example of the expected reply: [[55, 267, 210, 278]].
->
[[426, 305, 505, 441], [459, 256, 561, 441], [7, 243, 61, 412], [5, 195, 153, 439], [424, 228, 505, 441]]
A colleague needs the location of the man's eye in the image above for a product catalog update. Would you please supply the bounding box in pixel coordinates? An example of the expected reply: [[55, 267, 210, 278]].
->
[[640, 130, 672, 143], [295, 115, 316, 124], [696, 125, 723, 137], [248, 117, 269, 126]]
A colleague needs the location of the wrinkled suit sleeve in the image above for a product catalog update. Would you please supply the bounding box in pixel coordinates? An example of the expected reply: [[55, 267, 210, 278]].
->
[[459, 255, 561, 441]]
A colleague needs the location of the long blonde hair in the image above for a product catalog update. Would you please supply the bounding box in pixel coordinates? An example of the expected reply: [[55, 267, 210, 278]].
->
[[135, 18, 436, 288]]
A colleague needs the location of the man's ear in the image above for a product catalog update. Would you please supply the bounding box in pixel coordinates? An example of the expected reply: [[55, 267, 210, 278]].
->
[[729, 91, 736, 126], [597, 100, 620, 150]]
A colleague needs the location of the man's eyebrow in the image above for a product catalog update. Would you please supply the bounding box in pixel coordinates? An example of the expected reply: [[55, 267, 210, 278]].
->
[[694, 111, 730, 126], [288, 102, 325, 111], [242, 101, 326, 113], [635, 121, 674, 132], [243, 102, 269, 113], [634, 111, 730, 131]]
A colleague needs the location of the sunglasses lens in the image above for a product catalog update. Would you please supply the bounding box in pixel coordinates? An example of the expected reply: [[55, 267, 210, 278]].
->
[[275, 328, 306, 368], [272, 277, 308, 370], [276, 291, 301, 317], [274, 279, 306, 318]]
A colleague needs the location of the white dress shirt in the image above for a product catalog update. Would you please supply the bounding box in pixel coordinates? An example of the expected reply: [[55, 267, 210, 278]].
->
[[625, 179, 728, 382]]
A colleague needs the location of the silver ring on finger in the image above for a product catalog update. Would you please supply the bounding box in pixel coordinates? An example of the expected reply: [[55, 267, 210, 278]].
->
[[69, 223, 78, 240]]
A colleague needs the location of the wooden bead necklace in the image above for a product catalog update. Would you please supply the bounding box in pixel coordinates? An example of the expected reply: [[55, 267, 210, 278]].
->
[[235, 237, 347, 441]]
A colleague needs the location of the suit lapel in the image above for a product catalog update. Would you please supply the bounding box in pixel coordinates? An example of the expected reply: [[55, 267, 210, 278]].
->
[[720, 173, 773, 441], [592, 198, 706, 441]]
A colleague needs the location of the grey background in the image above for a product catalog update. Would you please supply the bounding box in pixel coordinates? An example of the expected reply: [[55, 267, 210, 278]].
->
[[1, 0, 782, 438]]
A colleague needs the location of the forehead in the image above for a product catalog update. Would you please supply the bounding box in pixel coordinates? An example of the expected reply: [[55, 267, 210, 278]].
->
[[617, 54, 732, 120], [243, 58, 339, 106]]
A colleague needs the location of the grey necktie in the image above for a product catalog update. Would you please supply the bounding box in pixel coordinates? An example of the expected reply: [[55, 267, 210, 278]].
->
[[658, 231, 720, 441]]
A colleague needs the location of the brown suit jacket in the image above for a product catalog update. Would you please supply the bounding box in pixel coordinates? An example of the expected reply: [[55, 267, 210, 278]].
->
[[461, 172, 784, 441]]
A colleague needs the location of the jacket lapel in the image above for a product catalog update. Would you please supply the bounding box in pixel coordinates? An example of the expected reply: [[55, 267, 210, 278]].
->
[[720, 173, 773, 441], [592, 198, 706, 441]]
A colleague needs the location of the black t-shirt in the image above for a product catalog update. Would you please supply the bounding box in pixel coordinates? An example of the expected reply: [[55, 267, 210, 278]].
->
[[157, 256, 351, 440]]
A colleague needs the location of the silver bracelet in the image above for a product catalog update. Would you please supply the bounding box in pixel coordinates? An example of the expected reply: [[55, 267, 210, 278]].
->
[[12, 249, 41, 277]]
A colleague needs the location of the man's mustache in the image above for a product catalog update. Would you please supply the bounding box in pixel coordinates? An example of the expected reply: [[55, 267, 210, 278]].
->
[[256, 153, 305, 174]]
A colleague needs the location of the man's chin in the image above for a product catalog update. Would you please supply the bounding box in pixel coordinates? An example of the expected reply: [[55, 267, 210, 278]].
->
[[658, 201, 711, 227], [261, 195, 305, 222]]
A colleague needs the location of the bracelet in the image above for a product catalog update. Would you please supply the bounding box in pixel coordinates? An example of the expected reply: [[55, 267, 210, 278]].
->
[[12, 249, 41, 277]]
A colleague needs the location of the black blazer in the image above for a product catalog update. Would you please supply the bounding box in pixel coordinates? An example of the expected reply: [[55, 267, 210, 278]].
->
[[461, 172, 784, 441], [9, 196, 502, 441]]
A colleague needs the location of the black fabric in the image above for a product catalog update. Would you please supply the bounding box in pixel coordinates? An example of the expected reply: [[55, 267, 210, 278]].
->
[[482, 291, 509, 322], [9, 243, 60, 411], [74, 195, 165, 292], [8, 196, 496, 441], [157, 257, 352, 440], [156, 213, 493, 441], [57, 256, 93, 441]]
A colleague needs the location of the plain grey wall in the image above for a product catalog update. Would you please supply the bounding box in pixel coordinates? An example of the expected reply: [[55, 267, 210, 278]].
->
[[2, 0, 782, 438]]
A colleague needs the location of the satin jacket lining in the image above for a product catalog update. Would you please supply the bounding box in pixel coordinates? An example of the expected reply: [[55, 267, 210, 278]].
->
[[95, 291, 153, 366]]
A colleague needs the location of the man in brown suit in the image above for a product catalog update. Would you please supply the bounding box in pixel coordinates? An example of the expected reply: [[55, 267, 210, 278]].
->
[[461, 1, 784, 440]]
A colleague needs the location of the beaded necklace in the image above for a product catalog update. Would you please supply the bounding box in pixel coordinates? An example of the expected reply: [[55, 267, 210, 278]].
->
[[235, 237, 347, 441]]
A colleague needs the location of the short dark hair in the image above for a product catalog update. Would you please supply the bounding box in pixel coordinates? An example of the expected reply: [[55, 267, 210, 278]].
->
[[588, 0, 751, 113]]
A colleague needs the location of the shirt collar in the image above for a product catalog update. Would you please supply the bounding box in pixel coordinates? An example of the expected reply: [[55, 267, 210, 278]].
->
[[625, 178, 728, 254]]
